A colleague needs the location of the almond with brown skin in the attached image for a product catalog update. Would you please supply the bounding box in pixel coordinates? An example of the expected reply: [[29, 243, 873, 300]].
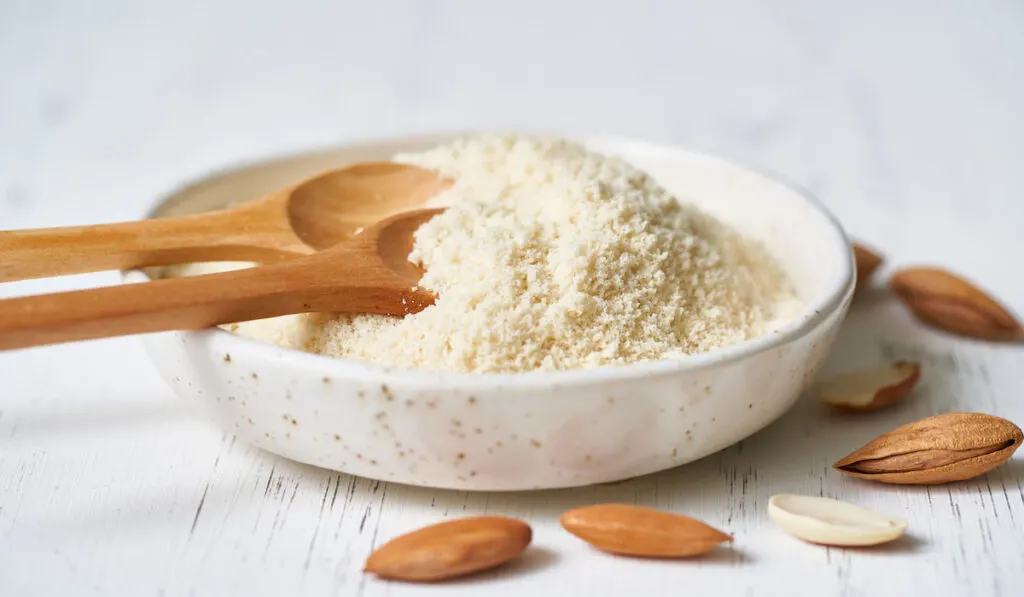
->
[[560, 504, 731, 557], [834, 412, 1023, 484], [852, 243, 884, 291], [889, 267, 1024, 341], [363, 516, 532, 582], [817, 361, 921, 412]]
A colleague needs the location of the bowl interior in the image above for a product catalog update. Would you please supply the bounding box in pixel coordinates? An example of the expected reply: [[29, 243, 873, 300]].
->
[[147, 133, 850, 315]]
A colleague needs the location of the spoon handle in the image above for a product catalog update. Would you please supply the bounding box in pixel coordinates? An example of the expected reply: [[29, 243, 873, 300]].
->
[[0, 254, 390, 351], [0, 207, 304, 282]]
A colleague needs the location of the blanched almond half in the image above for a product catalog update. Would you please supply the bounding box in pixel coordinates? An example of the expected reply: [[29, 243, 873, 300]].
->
[[768, 494, 907, 547], [816, 361, 920, 412]]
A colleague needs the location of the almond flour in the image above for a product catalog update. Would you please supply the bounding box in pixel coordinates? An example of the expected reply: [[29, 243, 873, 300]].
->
[[185, 135, 800, 373]]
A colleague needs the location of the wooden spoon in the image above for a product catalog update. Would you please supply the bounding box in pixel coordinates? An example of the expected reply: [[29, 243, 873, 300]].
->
[[0, 208, 444, 351], [0, 162, 451, 282]]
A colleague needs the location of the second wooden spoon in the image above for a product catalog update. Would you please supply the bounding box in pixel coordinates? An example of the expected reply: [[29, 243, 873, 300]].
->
[[0, 208, 445, 351]]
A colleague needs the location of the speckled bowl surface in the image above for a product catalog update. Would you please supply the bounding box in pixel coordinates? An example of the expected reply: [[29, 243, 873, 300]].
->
[[125, 132, 855, 491]]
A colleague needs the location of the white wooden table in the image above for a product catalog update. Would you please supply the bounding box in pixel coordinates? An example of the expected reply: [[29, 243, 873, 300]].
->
[[2, 1, 1023, 595]]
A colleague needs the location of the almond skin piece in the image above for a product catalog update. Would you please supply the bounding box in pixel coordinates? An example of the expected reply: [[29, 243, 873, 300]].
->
[[363, 516, 532, 582], [852, 243, 884, 290], [834, 412, 1023, 484], [817, 361, 921, 412], [560, 504, 731, 558], [889, 267, 1024, 341]]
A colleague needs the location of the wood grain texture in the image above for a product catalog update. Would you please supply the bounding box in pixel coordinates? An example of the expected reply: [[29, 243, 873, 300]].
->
[[2, 1, 1024, 596]]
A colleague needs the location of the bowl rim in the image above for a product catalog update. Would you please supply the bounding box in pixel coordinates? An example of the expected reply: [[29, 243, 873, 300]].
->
[[123, 130, 855, 389]]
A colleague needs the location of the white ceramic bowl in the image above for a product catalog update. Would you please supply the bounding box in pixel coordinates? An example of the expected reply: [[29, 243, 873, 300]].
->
[[127, 133, 855, 491]]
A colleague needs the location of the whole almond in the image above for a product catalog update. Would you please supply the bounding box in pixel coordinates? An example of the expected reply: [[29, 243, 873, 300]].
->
[[852, 243, 884, 290], [834, 412, 1023, 484], [816, 361, 921, 412], [560, 504, 731, 558], [363, 516, 532, 582], [889, 267, 1024, 341]]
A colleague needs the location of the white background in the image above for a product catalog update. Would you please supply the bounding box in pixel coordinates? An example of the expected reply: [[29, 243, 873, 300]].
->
[[2, 1, 1023, 595]]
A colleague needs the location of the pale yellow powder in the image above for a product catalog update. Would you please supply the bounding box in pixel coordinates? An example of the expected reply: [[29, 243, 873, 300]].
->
[[218, 135, 800, 373]]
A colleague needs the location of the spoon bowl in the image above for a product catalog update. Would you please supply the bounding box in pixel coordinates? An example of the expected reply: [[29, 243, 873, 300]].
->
[[287, 162, 452, 250]]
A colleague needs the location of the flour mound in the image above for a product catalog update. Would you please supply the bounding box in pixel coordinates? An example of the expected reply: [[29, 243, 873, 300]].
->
[[232, 136, 798, 373]]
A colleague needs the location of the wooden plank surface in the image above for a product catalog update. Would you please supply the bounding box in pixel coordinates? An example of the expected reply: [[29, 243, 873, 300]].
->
[[2, 1, 1023, 595]]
